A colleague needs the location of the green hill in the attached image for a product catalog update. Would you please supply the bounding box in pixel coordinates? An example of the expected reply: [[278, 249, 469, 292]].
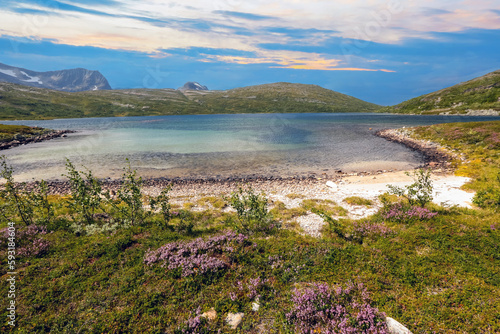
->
[[379, 70, 500, 115], [193, 82, 380, 114], [0, 82, 379, 120]]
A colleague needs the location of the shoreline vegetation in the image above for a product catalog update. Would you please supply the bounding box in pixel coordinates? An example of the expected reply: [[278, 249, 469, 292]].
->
[[0, 121, 499, 332], [0, 124, 74, 150]]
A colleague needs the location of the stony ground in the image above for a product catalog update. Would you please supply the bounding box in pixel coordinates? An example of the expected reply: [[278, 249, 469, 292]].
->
[[141, 170, 474, 238]]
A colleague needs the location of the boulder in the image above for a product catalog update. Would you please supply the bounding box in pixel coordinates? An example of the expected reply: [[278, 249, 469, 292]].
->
[[386, 317, 413, 334]]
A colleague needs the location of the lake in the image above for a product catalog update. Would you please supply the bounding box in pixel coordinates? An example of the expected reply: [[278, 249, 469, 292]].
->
[[3, 113, 500, 181]]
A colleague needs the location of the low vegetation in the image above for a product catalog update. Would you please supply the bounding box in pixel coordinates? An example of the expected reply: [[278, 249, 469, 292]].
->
[[1, 120, 500, 332], [0, 124, 54, 143]]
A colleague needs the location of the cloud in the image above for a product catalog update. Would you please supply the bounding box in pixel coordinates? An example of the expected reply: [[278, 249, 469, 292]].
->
[[213, 10, 275, 21], [203, 50, 395, 72], [0, 0, 498, 75]]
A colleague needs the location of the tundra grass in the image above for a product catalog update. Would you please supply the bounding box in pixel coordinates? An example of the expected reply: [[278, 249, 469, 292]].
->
[[1, 198, 499, 333]]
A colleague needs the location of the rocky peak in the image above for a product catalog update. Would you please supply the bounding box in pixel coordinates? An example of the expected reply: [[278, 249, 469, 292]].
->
[[178, 82, 208, 91]]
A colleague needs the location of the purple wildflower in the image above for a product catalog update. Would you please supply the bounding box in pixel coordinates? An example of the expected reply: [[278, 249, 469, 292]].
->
[[0, 225, 50, 257], [351, 221, 393, 242], [144, 230, 249, 277], [286, 282, 388, 334], [382, 203, 437, 223]]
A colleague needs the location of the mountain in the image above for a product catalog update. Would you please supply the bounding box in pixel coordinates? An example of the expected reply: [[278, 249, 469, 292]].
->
[[0, 81, 379, 120], [0, 62, 112, 92], [379, 70, 500, 115], [178, 82, 208, 91]]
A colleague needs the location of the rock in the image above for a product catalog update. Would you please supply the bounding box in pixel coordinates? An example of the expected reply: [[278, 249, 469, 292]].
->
[[226, 312, 244, 329], [326, 181, 337, 190], [251, 298, 260, 311], [386, 317, 413, 334], [201, 308, 217, 321]]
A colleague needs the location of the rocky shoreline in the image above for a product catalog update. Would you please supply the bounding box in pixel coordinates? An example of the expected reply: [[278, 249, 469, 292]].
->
[[0, 129, 75, 150], [375, 128, 456, 171]]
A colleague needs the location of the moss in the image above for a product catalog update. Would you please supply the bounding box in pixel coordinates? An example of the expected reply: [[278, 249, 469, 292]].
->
[[301, 198, 348, 217], [196, 196, 226, 209], [286, 193, 305, 199], [343, 196, 373, 206]]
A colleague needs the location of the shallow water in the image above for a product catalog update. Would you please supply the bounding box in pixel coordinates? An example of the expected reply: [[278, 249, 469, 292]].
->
[[3, 113, 500, 181]]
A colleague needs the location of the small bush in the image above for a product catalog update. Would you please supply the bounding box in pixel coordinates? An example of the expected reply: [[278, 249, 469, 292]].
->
[[109, 161, 147, 225], [473, 172, 500, 209], [0, 156, 55, 226], [228, 187, 277, 234], [387, 168, 433, 207], [64, 158, 104, 225], [0, 156, 34, 225]]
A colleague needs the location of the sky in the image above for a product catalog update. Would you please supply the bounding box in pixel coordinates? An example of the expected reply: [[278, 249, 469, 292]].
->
[[0, 0, 499, 105]]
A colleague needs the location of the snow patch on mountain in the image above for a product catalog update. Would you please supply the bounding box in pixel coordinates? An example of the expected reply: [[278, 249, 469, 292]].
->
[[20, 71, 43, 84], [0, 69, 16, 77]]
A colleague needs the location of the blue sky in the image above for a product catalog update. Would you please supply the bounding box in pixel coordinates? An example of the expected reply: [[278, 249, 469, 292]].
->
[[0, 0, 499, 105]]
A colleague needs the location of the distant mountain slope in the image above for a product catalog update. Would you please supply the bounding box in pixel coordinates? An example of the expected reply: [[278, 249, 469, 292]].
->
[[0, 81, 379, 120], [380, 70, 500, 115], [195, 82, 380, 114], [0, 62, 112, 92]]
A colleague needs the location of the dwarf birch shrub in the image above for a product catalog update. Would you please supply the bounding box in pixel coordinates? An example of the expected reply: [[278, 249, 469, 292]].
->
[[149, 185, 173, 228], [110, 161, 146, 225], [0, 156, 55, 226], [0, 156, 34, 225], [473, 172, 500, 208], [387, 168, 433, 208], [64, 158, 104, 225], [228, 187, 277, 234]]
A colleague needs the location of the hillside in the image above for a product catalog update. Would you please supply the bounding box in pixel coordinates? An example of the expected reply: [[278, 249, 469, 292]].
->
[[0, 82, 379, 120], [194, 82, 380, 114], [380, 70, 500, 115]]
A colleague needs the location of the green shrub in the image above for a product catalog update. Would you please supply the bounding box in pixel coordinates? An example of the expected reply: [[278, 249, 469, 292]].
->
[[387, 168, 433, 207], [227, 187, 276, 234], [109, 161, 147, 225], [64, 158, 104, 225], [473, 172, 500, 208], [149, 185, 173, 228], [0, 156, 55, 226]]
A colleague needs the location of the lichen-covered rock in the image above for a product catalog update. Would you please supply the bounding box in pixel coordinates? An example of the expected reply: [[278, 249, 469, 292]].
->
[[226, 312, 244, 329], [386, 317, 413, 334], [201, 308, 217, 321]]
